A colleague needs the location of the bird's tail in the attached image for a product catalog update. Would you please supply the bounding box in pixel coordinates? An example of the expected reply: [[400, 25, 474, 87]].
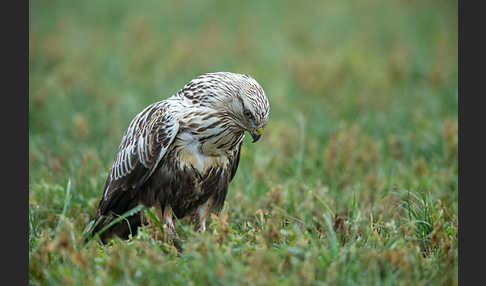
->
[[82, 207, 144, 245]]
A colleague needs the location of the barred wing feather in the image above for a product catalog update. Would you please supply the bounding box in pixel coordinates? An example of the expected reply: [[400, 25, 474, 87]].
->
[[99, 101, 179, 214]]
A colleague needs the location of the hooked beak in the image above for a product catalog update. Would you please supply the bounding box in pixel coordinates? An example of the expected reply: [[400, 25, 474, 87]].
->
[[244, 118, 264, 143], [251, 127, 264, 143]]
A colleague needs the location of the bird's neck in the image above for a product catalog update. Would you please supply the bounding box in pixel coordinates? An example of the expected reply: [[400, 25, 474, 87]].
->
[[167, 101, 243, 156]]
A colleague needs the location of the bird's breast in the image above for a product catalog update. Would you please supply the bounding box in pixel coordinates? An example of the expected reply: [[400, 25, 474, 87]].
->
[[174, 131, 229, 175]]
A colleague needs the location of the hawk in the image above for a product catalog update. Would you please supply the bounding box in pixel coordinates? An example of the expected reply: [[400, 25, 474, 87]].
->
[[87, 72, 270, 247]]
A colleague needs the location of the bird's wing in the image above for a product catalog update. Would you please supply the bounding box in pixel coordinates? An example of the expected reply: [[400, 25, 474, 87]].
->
[[229, 135, 244, 182], [98, 101, 179, 214]]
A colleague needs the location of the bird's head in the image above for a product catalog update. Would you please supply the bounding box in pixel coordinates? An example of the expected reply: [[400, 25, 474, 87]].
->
[[230, 74, 270, 143], [185, 72, 270, 143]]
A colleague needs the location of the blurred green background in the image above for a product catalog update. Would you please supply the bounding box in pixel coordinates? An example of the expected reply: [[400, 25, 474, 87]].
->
[[29, 0, 457, 285]]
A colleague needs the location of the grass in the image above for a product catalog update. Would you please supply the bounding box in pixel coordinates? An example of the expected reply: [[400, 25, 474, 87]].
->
[[29, 0, 458, 285]]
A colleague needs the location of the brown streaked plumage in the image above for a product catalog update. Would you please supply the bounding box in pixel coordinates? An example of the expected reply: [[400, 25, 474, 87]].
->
[[86, 72, 270, 247]]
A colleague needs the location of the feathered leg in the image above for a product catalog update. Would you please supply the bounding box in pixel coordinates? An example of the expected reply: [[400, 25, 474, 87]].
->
[[191, 197, 214, 232], [157, 203, 183, 251]]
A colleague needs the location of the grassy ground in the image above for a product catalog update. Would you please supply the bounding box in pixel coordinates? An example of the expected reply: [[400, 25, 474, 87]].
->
[[29, 0, 458, 285]]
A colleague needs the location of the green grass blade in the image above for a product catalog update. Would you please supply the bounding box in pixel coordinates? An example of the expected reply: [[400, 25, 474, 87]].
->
[[84, 204, 144, 247]]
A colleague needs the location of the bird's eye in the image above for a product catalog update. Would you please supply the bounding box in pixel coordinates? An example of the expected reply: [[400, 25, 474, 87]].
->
[[244, 110, 252, 119]]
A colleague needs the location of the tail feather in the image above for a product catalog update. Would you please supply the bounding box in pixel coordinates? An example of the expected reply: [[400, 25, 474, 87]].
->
[[84, 188, 146, 244], [83, 211, 144, 244]]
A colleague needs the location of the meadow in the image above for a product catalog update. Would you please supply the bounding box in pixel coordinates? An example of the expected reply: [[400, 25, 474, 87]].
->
[[29, 0, 458, 285]]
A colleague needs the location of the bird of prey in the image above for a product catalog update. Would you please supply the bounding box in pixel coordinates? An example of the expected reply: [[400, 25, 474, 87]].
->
[[87, 72, 270, 247]]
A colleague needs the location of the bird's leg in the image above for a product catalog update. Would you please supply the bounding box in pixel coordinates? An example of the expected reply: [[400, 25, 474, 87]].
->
[[151, 203, 163, 240], [191, 197, 214, 232], [139, 201, 147, 226], [157, 203, 182, 251], [155, 204, 174, 240]]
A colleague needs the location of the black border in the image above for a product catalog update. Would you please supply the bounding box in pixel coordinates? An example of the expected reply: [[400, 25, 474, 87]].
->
[[4, 0, 29, 285], [458, 0, 481, 285]]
